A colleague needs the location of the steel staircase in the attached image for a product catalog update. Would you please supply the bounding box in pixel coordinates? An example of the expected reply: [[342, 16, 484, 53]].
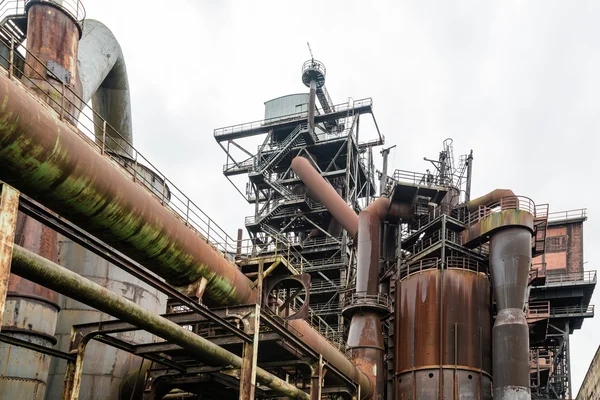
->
[[316, 85, 338, 131], [255, 123, 306, 173], [0, 1, 28, 45]]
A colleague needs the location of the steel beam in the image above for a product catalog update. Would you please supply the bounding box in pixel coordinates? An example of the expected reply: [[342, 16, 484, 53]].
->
[[310, 355, 324, 400], [239, 305, 261, 400], [10, 245, 310, 400], [0, 183, 18, 327], [17, 194, 252, 343]]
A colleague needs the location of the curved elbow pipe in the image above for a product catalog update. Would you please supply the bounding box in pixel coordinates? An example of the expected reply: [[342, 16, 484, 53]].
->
[[77, 19, 132, 157], [466, 189, 515, 212], [291, 156, 359, 237]]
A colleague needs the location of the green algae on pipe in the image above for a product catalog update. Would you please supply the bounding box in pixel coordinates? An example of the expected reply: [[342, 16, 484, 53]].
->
[[0, 71, 253, 305], [10, 244, 309, 400]]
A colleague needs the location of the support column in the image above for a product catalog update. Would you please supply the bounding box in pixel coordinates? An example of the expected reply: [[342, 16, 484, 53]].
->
[[239, 304, 261, 400], [0, 183, 19, 326], [310, 355, 324, 400], [62, 332, 90, 400]]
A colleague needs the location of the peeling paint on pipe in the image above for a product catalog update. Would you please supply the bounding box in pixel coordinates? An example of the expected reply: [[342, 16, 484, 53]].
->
[[10, 245, 309, 400]]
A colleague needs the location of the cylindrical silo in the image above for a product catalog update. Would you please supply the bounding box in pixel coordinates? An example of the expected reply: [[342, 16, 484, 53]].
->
[[45, 239, 166, 399], [0, 214, 59, 399], [395, 260, 492, 399]]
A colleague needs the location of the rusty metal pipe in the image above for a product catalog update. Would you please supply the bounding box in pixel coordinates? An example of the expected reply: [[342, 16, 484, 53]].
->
[[489, 227, 531, 400], [0, 70, 253, 305], [466, 189, 515, 212], [9, 245, 309, 400], [291, 156, 359, 237], [0, 71, 374, 398]]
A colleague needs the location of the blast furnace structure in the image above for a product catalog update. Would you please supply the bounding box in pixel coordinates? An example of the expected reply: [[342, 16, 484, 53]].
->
[[0, 1, 595, 399]]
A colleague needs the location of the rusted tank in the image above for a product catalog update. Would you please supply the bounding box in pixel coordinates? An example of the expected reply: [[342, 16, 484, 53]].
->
[[45, 239, 166, 399], [0, 213, 59, 399], [395, 264, 492, 399], [24, 1, 82, 124]]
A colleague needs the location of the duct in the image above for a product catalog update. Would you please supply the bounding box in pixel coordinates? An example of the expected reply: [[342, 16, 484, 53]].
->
[[0, 71, 373, 398], [489, 227, 532, 400], [291, 156, 359, 237], [77, 19, 133, 157], [465, 189, 515, 212], [9, 244, 309, 400]]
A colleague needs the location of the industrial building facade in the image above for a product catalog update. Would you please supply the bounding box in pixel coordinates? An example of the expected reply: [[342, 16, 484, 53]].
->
[[577, 346, 600, 400], [0, 0, 595, 399]]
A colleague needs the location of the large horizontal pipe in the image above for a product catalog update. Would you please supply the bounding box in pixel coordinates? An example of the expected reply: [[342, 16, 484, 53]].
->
[[466, 189, 515, 212], [0, 71, 373, 397], [10, 244, 309, 400], [291, 156, 359, 237], [0, 70, 253, 305]]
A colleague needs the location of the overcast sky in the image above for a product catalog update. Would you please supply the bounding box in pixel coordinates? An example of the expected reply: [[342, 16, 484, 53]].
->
[[83, 0, 600, 395]]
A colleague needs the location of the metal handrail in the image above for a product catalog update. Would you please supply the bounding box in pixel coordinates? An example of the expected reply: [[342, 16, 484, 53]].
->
[[547, 209, 587, 223], [0, 0, 86, 25], [465, 195, 536, 226], [25, 0, 86, 24], [213, 98, 373, 137], [302, 59, 326, 76], [0, 25, 240, 259], [342, 291, 391, 310], [550, 305, 595, 317], [399, 257, 487, 280], [544, 271, 597, 285]]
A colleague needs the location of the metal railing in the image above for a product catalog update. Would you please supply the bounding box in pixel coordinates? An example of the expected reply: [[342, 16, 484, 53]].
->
[[547, 209, 587, 223], [550, 305, 595, 318], [544, 271, 597, 286], [213, 98, 373, 138], [342, 291, 391, 311], [399, 257, 487, 280], [0, 25, 243, 260], [302, 59, 326, 77], [310, 278, 344, 293], [464, 196, 536, 226], [1, 0, 86, 25], [526, 301, 551, 320]]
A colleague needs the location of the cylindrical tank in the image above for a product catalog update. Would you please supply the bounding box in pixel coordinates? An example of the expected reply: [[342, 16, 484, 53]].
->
[[0, 214, 59, 399], [45, 240, 166, 399], [395, 263, 492, 399], [24, 1, 82, 124]]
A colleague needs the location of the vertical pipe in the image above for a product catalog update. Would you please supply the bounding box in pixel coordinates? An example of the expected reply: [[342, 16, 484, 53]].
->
[[236, 228, 244, 258], [308, 80, 317, 131], [490, 227, 531, 400], [565, 321, 571, 399], [465, 150, 473, 202]]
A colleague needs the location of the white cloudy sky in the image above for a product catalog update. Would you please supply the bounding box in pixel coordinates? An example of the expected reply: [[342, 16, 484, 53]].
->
[[83, 0, 600, 394]]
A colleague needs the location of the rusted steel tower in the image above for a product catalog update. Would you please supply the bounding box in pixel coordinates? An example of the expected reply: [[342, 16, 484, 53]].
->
[[214, 58, 384, 337]]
